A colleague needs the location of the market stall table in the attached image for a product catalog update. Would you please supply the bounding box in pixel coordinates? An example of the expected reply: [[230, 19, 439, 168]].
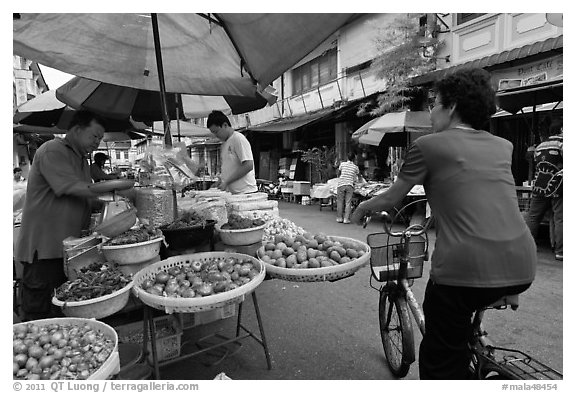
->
[[131, 253, 272, 379]]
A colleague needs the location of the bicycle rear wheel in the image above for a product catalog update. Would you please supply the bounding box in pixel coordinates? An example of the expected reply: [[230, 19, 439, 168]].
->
[[379, 284, 415, 378]]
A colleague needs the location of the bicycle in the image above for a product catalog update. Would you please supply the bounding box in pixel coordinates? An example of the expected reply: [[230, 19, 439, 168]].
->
[[363, 198, 562, 380]]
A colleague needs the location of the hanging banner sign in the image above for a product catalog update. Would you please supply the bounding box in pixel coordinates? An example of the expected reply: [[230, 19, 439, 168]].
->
[[492, 54, 563, 90]]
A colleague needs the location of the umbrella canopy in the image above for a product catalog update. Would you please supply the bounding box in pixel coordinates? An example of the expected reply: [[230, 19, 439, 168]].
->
[[151, 121, 212, 138], [55, 76, 274, 122], [13, 90, 64, 125], [13, 88, 149, 132], [352, 111, 432, 146], [13, 13, 360, 96]]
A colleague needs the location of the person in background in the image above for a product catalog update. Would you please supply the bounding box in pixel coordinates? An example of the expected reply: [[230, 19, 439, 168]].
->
[[14, 167, 25, 184], [352, 68, 536, 379], [90, 152, 121, 182], [13, 167, 28, 215], [336, 152, 361, 224], [15, 110, 110, 321], [525, 120, 563, 261], [207, 110, 257, 194]]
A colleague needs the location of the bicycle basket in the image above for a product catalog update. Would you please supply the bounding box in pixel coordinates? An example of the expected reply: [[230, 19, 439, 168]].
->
[[516, 191, 531, 213], [367, 232, 427, 282]]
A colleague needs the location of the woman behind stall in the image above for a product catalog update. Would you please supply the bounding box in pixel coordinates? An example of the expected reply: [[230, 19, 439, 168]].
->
[[352, 68, 536, 379]]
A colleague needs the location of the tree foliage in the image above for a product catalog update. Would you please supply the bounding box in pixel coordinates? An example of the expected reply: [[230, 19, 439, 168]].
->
[[300, 146, 337, 183], [359, 15, 443, 117]]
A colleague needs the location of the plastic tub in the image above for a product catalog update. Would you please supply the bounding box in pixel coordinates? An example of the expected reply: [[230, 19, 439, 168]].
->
[[52, 281, 134, 319], [101, 236, 164, 265]]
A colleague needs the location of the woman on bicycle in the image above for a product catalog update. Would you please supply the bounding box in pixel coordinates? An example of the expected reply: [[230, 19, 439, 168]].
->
[[351, 68, 536, 379]]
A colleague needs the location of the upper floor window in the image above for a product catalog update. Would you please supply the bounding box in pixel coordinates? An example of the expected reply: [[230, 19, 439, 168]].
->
[[456, 13, 486, 25], [292, 48, 337, 95]]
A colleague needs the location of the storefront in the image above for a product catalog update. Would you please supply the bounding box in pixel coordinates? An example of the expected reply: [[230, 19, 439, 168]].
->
[[410, 35, 563, 186], [490, 54, 563, 185]]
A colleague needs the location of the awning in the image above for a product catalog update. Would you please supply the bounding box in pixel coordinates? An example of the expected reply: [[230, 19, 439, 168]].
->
[[492, 101, 563, 118], [247, 109, 334, 132], [411, 35, 563, 86], [496, 79, 563, 114]]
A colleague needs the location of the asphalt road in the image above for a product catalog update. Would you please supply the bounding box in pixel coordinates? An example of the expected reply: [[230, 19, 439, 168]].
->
[[161, 200, 563, 380]]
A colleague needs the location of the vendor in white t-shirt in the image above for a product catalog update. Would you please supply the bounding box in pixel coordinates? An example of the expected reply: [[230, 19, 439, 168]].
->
[[207, 110, 258, 194]]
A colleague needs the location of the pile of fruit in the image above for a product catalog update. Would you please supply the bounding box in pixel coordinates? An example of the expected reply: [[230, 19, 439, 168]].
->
[[140, 256, 261, 298], [257, 232, 366, 269], [221, 213, 265, 230], [54, 264, 131, 302], [263, 217, 305, 242], [13, 322, 115, 380], [164, 211, 209, 230], [106, 224, 162, 246]]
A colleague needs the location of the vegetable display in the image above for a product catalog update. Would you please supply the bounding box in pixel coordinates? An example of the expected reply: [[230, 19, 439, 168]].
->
[[140, 257, 260, 298], [258, 232, 366, 269], [106, 225, 162, 246], [165, 211, 208, 230], [263, 217, 306, 242], [13, 322, 115, 380], [220, 213, 265, 230], [54, 264, 131, 302]]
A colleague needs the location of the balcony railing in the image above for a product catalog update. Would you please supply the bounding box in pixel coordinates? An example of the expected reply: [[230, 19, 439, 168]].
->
[[225, 68, 388, 129]]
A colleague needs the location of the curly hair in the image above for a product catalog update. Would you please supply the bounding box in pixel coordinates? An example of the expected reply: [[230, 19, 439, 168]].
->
[[433, 68, 496, 130]]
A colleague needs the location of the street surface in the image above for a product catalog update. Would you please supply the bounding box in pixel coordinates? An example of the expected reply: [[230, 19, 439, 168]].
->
[[162, 200, 563, 380]]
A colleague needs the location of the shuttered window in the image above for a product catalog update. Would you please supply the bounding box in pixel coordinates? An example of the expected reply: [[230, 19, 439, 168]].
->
[[456, 13, 486, 25], [292, 48, 337, 95]]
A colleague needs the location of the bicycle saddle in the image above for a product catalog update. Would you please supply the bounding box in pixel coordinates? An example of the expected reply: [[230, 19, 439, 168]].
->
[[487, 294, 519, 310]]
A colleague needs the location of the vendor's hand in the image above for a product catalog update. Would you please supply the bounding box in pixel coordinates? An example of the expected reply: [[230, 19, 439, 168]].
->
[[217, 180, 228, 191], [351, 202, 370, 225]]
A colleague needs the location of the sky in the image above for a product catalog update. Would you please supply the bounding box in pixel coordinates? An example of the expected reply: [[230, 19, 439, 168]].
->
[[39, 64, 74, 90]]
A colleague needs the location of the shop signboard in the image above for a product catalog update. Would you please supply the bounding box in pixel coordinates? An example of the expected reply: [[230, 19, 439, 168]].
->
[[492, 54, 562, 91]]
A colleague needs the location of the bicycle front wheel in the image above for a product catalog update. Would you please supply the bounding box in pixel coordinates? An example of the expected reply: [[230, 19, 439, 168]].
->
[[379, 284, 415, 378]]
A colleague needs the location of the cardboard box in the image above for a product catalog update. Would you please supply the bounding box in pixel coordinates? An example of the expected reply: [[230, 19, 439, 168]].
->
[[115, 315, 182, 362], [177, 304, 237, 330], [293, 181, 311, 195]]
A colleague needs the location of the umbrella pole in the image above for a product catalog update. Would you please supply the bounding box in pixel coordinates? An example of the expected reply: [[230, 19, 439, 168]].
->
[[175, 94, 182, 142], [151, 13, 172, 147]]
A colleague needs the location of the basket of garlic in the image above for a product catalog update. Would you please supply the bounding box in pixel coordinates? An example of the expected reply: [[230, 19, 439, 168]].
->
[[263, 217, 306, 242]]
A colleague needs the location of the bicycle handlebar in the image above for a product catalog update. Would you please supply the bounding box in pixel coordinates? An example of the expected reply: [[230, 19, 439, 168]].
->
[[361, 198, 432, 238]]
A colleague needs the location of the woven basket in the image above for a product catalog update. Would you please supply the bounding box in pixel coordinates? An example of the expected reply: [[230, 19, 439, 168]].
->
[[52, 281, 134, 319], [260, 236, 371, 282], [13, 317, 120, 380], [132, 252, 265, 314]]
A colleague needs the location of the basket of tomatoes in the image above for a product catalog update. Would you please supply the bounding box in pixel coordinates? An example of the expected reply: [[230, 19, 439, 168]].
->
[[13, 318, 119, 380], [132, 252, 266, 313]]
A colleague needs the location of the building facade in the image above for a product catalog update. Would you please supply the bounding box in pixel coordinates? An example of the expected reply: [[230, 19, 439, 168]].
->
[[195, 13, 563, 185]]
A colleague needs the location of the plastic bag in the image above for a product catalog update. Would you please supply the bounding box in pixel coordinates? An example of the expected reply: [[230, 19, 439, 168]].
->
[[141, 142, 200, 190]]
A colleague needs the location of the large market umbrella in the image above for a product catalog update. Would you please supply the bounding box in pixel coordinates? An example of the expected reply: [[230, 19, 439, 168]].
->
[[352, 111, 432, 146], [55, 76, 275, 122], [13, 89, 150, 133], [13, 14, 359, 96], [14, 13, 360, 144]]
